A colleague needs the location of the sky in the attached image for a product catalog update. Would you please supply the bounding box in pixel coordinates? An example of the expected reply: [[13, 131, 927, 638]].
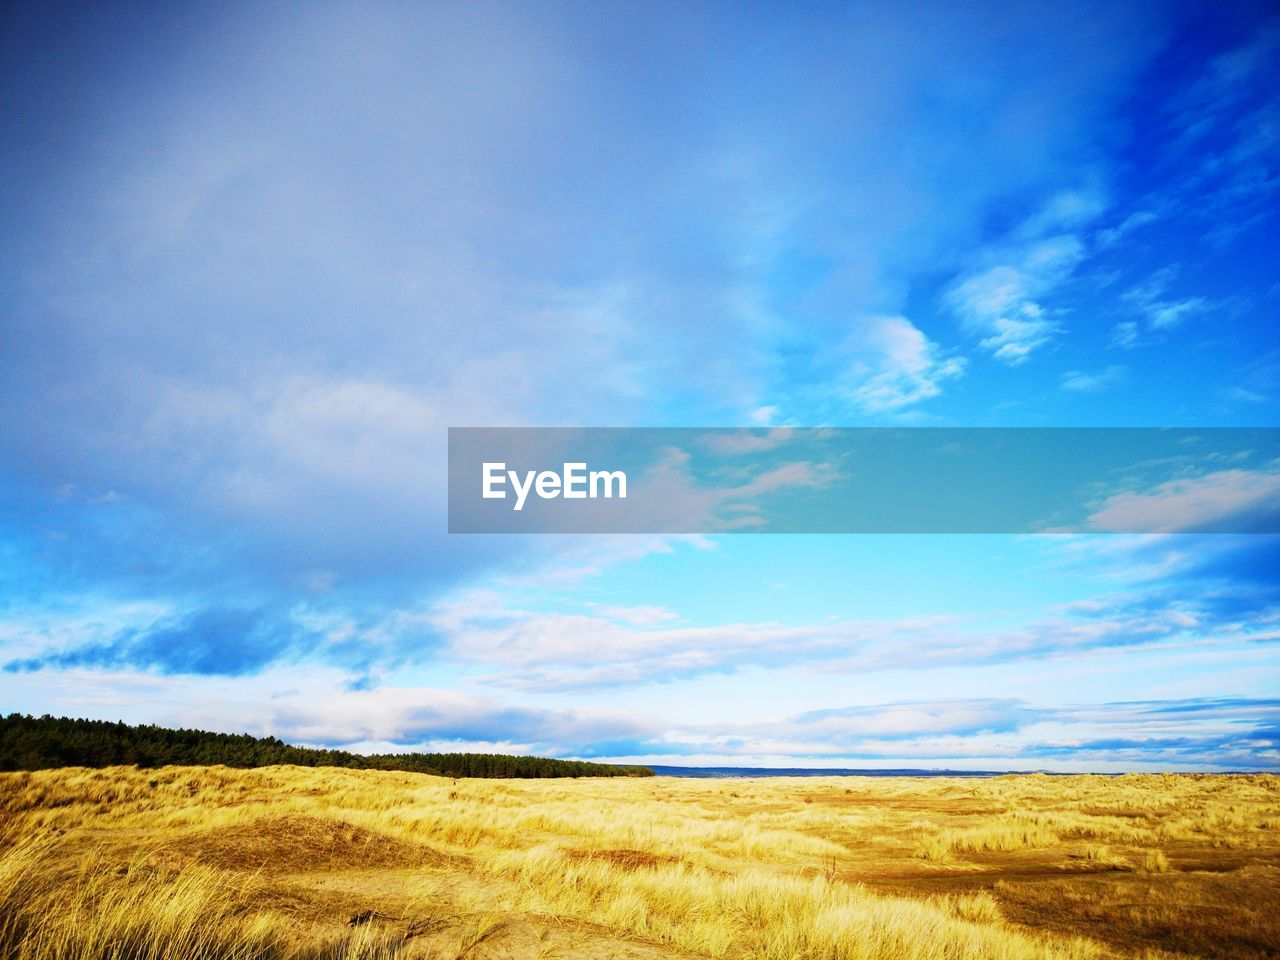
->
[[2, 0, 1279, 771]]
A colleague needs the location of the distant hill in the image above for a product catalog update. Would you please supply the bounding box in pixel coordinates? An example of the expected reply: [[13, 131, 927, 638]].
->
[[0, 713, 653, 779]]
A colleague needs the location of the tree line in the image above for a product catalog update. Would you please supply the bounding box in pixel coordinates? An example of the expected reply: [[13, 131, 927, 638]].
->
[[0, 714, 653, 779]]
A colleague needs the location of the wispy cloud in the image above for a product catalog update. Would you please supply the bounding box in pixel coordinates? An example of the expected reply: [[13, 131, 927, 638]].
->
[[1087, 464, 1280, 533], [1095, 209, 1158, 248], [684, 695, 1280, 769], [419, 554, 1279, 692], [842, 316, 966, 413], [944, 187, 1103, 365], [268, 687, 660, 756], [1061, 365, 1127, 393], [1145, 297, 1210, 331], [14, 661, 1274, 769], [701, 428, 800, 456], [1217, 351, 1280, 409], [1110, 267, 1218, 347], [1167, 20, 1280, 225], [591, 445, 841, 532], [4, 606, 305, 677], [237, 690, 1280, 769], [1110, 321, 1141, 349]]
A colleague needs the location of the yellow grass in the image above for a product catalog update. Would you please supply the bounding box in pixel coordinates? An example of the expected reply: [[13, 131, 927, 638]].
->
[[1, 766, 1278, 959]]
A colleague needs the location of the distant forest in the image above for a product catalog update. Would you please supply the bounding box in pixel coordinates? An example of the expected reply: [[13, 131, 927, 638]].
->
[[0, 714, 653, 779]]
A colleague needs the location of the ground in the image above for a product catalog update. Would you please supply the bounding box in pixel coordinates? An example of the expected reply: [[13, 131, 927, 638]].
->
[[1, 766, 1277, 959]]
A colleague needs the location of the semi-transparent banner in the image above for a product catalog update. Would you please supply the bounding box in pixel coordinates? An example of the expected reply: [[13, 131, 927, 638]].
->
[[448, 428, 1280, 534]]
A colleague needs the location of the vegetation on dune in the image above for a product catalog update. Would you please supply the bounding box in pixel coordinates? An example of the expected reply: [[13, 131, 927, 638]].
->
[[1, 765, 1278, 959], [0, 713, 652, 779], [0, 833, 429, 960]]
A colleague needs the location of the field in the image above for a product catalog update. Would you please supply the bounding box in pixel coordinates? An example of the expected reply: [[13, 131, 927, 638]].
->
[[1, 767, 1278, 960]]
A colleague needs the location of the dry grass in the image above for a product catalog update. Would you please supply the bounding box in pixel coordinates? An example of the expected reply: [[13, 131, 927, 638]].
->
[[1141, 850, 1171, 874], [1, 767, 1277, 959]]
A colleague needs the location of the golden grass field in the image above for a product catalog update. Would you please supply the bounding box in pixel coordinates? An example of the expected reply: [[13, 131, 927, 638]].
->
[[1, 766, 1278, 960]]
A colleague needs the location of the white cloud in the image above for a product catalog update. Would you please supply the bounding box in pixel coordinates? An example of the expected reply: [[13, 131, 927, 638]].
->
[[1218, 351, 1280, 408], [1157, 22, 1280, 244], [939, 186, 1109, 366], [775, 699, 1040, 741], [843, 316, 966, 412], [0, 662, 659, 755], [552, 445, 841, 533], [945, 234, 1085, 364], [421, 580, 1252, 693], [583, 603, 681, 626], [1112, 267, 1216, 345], [1171, 21, 1280, 150], [701, 428, 798, 455], [9, 656, 1275, 769], [1096, 209, 1158, 248], [1017, 187, 1109, 237], [1060, 365, 1127, 393], [1110, 320, 1141, 348], [648, 695, 1280, 771], [1087, 465, 1280, 533], [1146, 297, 1210, 330]]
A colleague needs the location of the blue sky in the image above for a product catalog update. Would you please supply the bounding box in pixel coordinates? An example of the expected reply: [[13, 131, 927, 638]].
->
[[2, 0, 1278, 770]]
